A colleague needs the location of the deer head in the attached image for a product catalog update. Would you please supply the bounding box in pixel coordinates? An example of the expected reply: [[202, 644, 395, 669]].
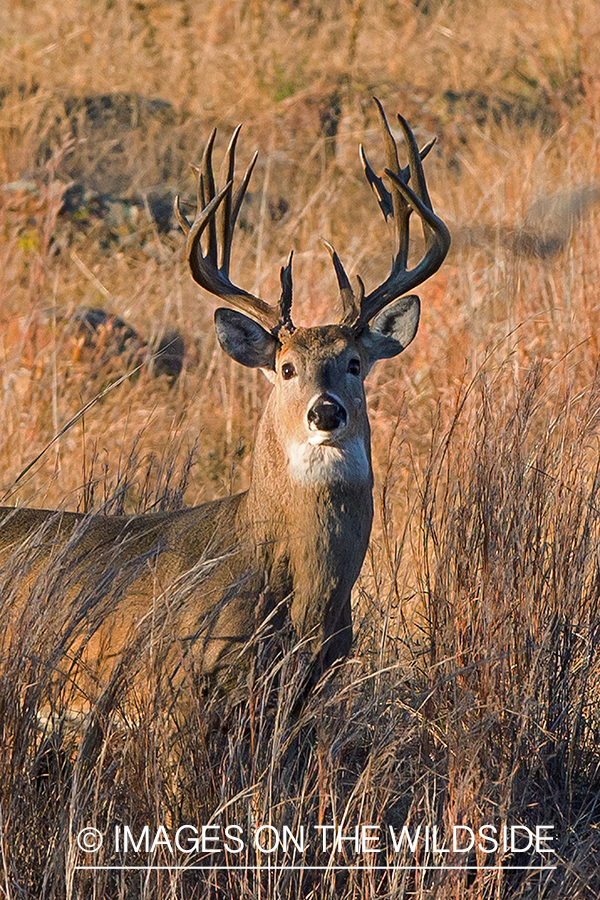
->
[[175, 99, 450, 489]]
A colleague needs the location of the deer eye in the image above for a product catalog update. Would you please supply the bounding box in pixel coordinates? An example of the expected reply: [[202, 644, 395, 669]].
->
[[281, 362, 296, 380], [348, 358, 361, 376]]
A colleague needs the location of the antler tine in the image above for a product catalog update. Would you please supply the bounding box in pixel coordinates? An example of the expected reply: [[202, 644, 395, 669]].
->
[[355, 100, 451, 329], [360, 105, 436, 262], [201, 128, 218, 270], [175, 128, 284, 334], [322, 240, 361, 324], [216, 127, 235, 272], [173, 194, 191, 235], [396, 113, 432, 210], [359, 139, 435, 223], [279, 250, 295, 333], [373, 98, 408, 266], [217, 126, 259, 275]]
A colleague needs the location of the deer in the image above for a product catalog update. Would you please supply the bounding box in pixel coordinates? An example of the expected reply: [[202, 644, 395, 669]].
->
[[0, 100, 450, 710]]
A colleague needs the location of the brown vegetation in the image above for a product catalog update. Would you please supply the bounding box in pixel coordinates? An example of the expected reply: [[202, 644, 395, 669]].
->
[[1, 0, 600, 897]]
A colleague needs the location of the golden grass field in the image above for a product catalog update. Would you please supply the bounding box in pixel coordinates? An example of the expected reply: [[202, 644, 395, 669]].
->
[[1, 0, 600, 897]]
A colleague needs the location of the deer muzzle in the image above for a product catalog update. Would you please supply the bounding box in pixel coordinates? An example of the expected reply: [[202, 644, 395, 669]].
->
[[307, 393, 348, 433]]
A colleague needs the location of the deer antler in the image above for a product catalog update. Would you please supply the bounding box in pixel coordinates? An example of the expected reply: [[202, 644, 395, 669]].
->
[[328, 98, 451, 331], [174, 127, 294, 335], [177, 104, 449, 336]]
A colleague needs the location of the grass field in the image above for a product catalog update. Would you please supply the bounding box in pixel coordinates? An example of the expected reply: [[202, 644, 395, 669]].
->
[[1, 0, 600, 897]]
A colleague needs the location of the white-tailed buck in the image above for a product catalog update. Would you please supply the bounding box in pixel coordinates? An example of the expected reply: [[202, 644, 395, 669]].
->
[[0, 100, 450, 704]]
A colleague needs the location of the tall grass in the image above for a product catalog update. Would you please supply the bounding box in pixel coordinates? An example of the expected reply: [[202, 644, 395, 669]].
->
[[2, 362, 600, 898]]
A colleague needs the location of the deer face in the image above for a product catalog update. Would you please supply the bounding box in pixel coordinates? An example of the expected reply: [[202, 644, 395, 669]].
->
[[214, 295, 420, 485], [272, 327, 371, 486], [276, 327, 366, 440]]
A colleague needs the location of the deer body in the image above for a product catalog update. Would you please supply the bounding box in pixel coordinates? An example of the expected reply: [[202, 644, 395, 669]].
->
[[1, 101, 450, 702], [1, 326, 378, 684]]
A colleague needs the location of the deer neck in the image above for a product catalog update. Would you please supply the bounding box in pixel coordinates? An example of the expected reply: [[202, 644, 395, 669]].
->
[[244, 392, 374, 548]]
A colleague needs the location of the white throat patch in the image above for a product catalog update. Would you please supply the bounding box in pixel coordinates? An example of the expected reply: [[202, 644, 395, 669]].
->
[[287, 435, 370, 486]]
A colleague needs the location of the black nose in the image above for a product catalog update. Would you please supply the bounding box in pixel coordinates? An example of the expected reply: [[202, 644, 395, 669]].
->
[[307, 394, 347, 432]]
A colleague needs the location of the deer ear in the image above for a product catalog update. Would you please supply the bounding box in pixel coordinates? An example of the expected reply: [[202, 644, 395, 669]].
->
[[362, 295, 420, 365], [214, 308, 278, 370]]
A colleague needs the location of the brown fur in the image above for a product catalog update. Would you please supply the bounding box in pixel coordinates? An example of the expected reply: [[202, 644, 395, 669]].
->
[[0, 326, 380, 709]]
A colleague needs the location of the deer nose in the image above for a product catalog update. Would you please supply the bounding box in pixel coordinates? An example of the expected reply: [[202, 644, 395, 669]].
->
[[307, 394, 348, 432]]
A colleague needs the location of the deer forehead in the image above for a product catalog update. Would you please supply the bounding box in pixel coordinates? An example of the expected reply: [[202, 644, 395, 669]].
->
[[277, 326, 363, 368]]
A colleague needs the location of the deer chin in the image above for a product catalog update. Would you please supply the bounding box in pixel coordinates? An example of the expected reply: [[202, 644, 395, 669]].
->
[[287, 434, 370, 486], [307, 427, 345, 446]]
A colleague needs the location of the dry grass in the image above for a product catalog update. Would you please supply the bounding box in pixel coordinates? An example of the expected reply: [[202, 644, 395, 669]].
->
[[1, 0, 600, 897]]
